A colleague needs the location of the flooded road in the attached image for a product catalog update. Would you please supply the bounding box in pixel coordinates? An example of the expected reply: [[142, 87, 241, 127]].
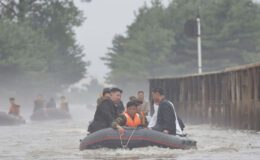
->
[[1, 105, 260, 160]]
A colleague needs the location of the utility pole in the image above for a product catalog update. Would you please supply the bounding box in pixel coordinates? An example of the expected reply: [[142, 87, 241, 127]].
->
[[197, 13, 202, 74]]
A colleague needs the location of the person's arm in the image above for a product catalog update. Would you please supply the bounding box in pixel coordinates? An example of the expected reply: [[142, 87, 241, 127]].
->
[[150, 102, 155, 116], [66, 103, 69, 111], [111, 114, 126, 129], [111, 114, 126, 135], [144, 102, 150, 115], [17, 105, 20, 115], [143, 115, 149, 127], [8, 106, 12, 114]]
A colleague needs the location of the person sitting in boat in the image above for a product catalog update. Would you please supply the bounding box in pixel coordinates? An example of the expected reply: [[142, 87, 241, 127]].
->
[[88, 87, 123, 133], [46, 97, 56, 109], [33, 94, 45, 113], [96, 88, 111, 106], [151, 88, 184, 135], [8, 97, 21, 117], [112, 101, 148, 135], [60, 96, 69, 112]]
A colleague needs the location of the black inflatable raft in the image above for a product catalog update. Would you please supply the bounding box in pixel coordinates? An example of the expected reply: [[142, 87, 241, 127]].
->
[[80, 127, 196, 150], [0, 112, 25, 126], [30, 108, 71, 121]]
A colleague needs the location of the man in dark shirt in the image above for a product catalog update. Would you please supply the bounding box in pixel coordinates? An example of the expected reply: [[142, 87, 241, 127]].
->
[[151, 88, 176, 135], [88, 87, 123, 133], [33, 95, 45, 113]]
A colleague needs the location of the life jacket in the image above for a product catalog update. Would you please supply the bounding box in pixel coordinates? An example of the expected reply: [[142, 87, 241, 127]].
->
[[124, 112, 142, 127]]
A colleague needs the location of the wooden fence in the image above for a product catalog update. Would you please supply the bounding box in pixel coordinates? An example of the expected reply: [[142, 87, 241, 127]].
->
[[149, 63, 260, 131]]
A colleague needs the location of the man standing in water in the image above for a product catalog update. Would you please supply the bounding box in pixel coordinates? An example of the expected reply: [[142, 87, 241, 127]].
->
[[33, 95, 45, 113], [88, 87, 123, 133], [60, 96, 69, 112], [137, 91, 150, 116], [151, 88, 183, 135], [46, 97, 56, 109], [8, 97, 21, 117]]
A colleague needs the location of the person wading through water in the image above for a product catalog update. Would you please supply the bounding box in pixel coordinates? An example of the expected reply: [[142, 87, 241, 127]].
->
[[88, 87, 123, 134], [60, 96, 69, 112], [33, 95, 45, 113], [136, 91, 150, 116], [151, 88, 184, 135], [8, 97, 21, 118]]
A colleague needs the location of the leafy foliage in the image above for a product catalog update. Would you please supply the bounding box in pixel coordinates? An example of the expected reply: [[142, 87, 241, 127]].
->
[[103, 0, 260, 88], [0, 0, 88, 96]]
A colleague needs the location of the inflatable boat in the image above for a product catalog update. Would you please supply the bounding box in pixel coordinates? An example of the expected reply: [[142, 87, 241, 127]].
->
[[0, 112, 25, 126], [30, 108, 71, 121], [80, 127, 196, 150]]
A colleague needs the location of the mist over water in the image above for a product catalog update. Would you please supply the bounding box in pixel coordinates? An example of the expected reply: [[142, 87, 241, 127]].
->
[[0, 104, 260, 160]]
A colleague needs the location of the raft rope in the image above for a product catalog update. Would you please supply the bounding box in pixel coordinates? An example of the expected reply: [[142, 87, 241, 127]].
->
[[119, 128, 136, 149]]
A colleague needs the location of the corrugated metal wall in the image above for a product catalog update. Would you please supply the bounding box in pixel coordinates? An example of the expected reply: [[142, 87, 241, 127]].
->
[[149, 64, 260, 130]]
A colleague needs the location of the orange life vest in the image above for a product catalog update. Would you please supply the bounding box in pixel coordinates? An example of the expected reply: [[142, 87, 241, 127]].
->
[[124, 112, 142, 127]]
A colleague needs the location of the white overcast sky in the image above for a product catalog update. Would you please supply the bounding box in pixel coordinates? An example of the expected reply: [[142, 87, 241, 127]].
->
[[74, 0, 169, 83]]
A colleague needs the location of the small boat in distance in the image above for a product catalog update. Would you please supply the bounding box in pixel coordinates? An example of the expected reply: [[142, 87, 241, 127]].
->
[[30, 108, 71, 121], [0, 111, 25, 126]]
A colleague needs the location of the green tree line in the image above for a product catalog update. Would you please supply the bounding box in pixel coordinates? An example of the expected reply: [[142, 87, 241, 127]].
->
[[103, 0, 260, 89], [0, 0, 89, 98]]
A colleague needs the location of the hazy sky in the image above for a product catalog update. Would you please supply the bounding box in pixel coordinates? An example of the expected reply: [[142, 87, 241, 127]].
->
[[74, 0, 163, 83]]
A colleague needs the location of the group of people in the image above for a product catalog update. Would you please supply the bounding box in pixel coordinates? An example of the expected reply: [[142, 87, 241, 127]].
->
[[88, 87, 185, 136], [33, 95, 70, 113], [6, 95, 70, 118]]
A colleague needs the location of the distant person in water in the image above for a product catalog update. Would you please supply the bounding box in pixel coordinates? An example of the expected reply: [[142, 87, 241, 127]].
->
[[60, 96, 69, 112], [8, 97, 21, 117], [112, 101, 148, 135], [33, 95, 45, 113], [96, 88, 111, 106], [46, 97, 56, 109], [88, 87, 123, 133]]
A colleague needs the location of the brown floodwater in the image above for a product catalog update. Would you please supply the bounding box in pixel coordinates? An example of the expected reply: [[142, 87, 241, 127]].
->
[[0, 105, 259, 160]]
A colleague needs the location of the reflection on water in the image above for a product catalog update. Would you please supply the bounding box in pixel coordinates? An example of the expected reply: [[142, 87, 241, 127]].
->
[[0, 105, 260, 160]]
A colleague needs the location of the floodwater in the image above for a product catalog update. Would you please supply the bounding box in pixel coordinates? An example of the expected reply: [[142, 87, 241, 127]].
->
[[1, 105, 260, 160]]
